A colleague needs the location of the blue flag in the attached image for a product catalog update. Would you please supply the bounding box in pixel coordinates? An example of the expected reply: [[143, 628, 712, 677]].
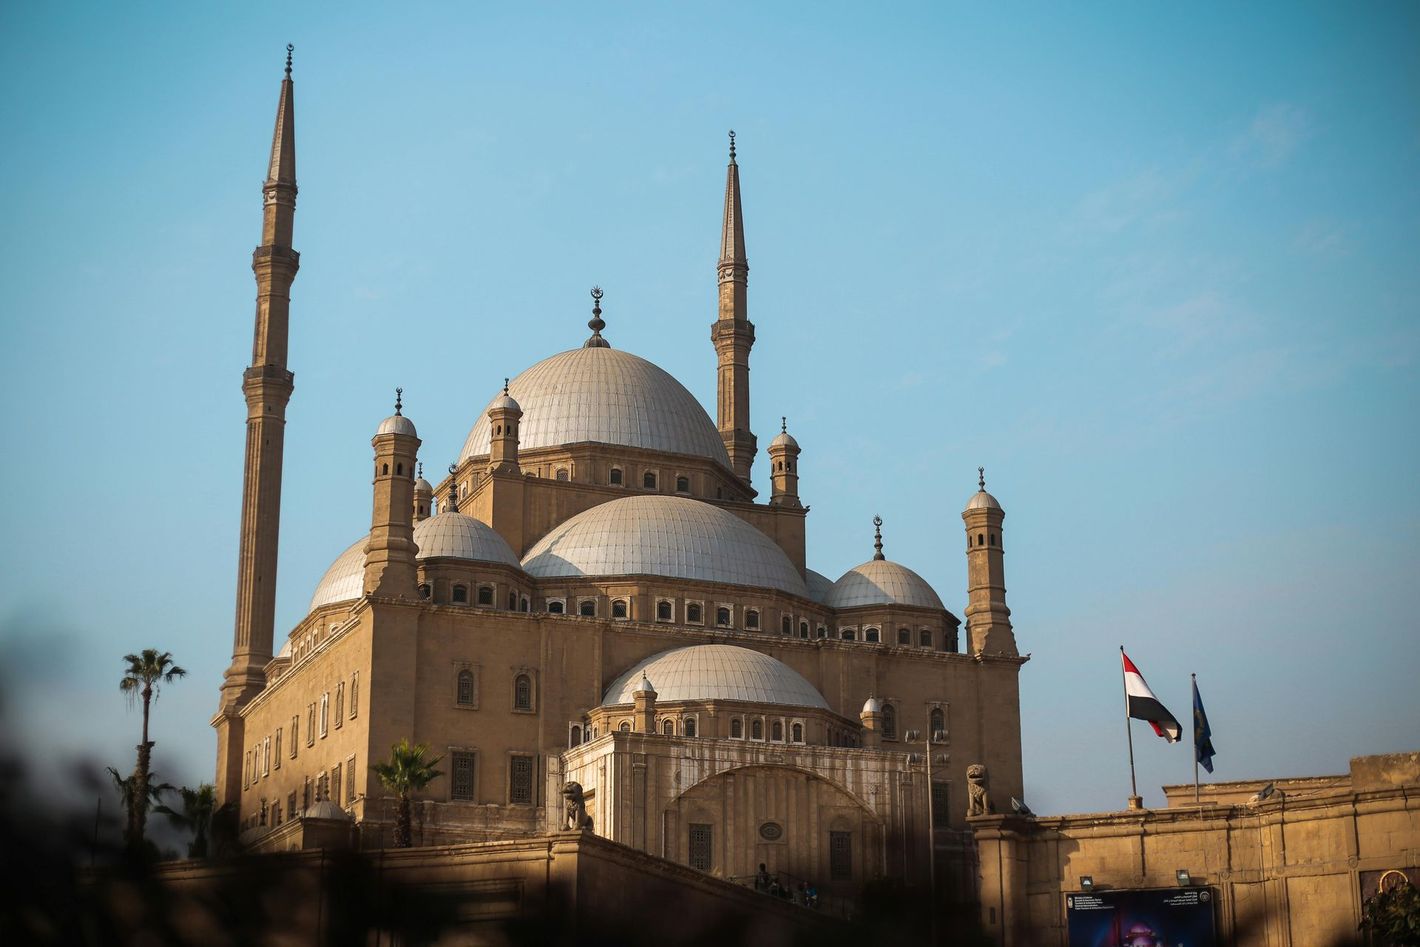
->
[[1193, 676, 1216, 774]]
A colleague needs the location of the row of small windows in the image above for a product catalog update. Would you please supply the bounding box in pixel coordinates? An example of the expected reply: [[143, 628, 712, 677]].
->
[[245, 755, 360, 834], [974, 533, 998, 547], [870, 704, 947, 743], [422, 583, 531, 612], [452, 668, 535, 711], [447, 750, 535, 805], [244, 673, 359, 791]]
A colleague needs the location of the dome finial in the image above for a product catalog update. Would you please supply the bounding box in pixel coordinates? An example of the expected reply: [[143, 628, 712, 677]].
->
[[978, 466, 986, 491], [418, 461, 423, 478], [503, 377, 510, 395], [446, 463, 459, 513], [394, 387, 403, 416], [872, 515, 885, 561], [584, 286, 610, 348], [728, 129, 736, 164], [285, 44, 293, 78], [781, 416, 787, 434]]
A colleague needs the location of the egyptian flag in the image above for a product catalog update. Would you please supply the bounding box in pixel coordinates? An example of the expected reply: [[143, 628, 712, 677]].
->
[[1121, 649, 1181, 743]]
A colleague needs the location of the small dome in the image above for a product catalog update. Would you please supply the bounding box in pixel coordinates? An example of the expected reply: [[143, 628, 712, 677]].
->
[[826, 559, 945, 610], [460, 347, 730, 467], [602, 645, 829, 710], [377, 414, 417, 437], [305, 800, 349, 821], [522, 496, 809, 597], [307, 513, 521, 613], [636, 674, 656, 694], [770, 429, 799, 450], [965, 489, 1001, 512], [805, 569, 833, 604], [861, 696, 882, 715], [489, 392, 522, 414], [414, 476, 433, 493]]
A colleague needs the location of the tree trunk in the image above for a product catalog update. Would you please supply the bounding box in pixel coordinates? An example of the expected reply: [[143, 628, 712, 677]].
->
[[130, 685, 154, 849], [395, 794, 412, 847]]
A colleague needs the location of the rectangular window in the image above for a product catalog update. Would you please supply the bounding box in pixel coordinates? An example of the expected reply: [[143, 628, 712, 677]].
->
[[334, 681, 344, 728], [452, 750, 476, 801], [330, 764, 342, 808], [932, 781, 951, 828], [689, 823, 713, 871], [349, 672, 359, 718], [830, 831, 853, 881], [291, 715, 300, 757], [509, 754, 534, 805], [346, 756, 356, 804], [243, 750, 251, 789], [262, 736, 271, 777], [288, 790, 297, 817], [319, 693, 329, 737], [302, 776, 312, 810], [306, 704, 316, 746], [274, 729, 282, 769]]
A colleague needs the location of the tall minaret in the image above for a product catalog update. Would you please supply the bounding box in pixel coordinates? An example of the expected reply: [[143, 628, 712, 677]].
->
[[712, 130, 756, 483], [962, 468, 1018, 656], [222, 46, 299, 713]]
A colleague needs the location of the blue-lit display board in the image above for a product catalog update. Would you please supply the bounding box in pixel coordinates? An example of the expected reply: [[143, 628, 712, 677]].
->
[[1065, 887, 1217, 947]]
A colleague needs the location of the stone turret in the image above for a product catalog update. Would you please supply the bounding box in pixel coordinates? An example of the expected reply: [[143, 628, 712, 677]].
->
[[962, 468, 1017, 656], [634, 675, 658, 734], [487, 379, 522, 476], [363, 390, 421, 598], [768, 418, 801, 508], [412, 462, 433, 522]]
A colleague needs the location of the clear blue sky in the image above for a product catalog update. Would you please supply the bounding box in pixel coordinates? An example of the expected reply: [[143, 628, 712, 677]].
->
[[1, 2, 1416, 815]]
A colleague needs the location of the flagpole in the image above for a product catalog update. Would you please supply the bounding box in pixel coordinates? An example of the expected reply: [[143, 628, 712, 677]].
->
[[1121, 646, 1139, 807], [1192, 672, 1201, 805]]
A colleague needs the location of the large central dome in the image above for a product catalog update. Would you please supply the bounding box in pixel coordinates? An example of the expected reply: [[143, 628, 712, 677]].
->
[[460, 347, 730, 466]]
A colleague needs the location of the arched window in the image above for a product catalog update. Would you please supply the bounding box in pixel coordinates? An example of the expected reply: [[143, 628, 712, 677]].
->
[[508, 591, 517, 610], [555, 468, 569, 482], [865, 627, 880, 643], [800, 620, 810, 638], [716, 606, 732, 627], [477, 585, 494, 605], [751, 719, 764, 740], [513, 674, 533, 711], [675, 475, 690, 493], [687, 603, 703, 623], [930, 708, 945, 741], [989, 533, 996, 546], [684, 717, 696, 738], [662, 719, 675, 736], [881, 703, 897, 740], [609, 467, 623, 486], [771, 721, 783, 741], [643, 471, 657, 490], [456, 670, 475, 705], [382, 463, 389, 475], [817, 625, 827, 639], [920, 629, 933, 648], [570, 725, 582, 747], [619, 721, 631, 732], [791, 723, 803, 743], [978, 534, 985, 546], [841, 628, 856, 641], [611, 599, 628, 619], [579, 600, 596, 617], [656, 600, 673, 621], [520, 596, 530, 612], [898, 627, 911, 645], [452, 585, 469, 604], [745, 609, 759, 630], [731, 718, 743, 739], [396, 463, 403, 476], [782, 616, 792, 634], [547, 599, 565, 615], [418, 583, 431, 599]]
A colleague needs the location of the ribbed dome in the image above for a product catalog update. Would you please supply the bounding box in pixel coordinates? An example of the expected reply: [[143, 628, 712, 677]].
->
[[769, 430, 799, 450], [460, 347, 730, 466], [965, 490, 1001, 511], [602, 645, 829, 709], [307, 513, 521, 613], [522, 496, 808, 597], [377, 414, 417, 436], [805, 569, 833, 604], [825, 559, 945, 610]]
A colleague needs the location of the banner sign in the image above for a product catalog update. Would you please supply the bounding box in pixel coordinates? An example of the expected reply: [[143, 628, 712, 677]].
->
[[1065, 887, 1217, 947]]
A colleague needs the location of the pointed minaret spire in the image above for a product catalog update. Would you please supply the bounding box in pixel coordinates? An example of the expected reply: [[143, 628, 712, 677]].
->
[[219, 46, 302, 805], [447, 462, 460, 514], [979, 466, 986, 491], [872, 515, 885, 561], [394, 387, 403, 415], [713, 130, 756, 483], [585, 286, 610, 348]]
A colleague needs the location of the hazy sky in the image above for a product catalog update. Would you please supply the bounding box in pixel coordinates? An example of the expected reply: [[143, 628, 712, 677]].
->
[[1, 2, 1416, 816]]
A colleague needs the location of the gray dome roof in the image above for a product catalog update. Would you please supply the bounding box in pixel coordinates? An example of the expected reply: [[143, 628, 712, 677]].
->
[[825, 559, 945, 610], [414, 477, 433, 493], [769, 429, 799, 450], [307, 513, 520, 613], [602, 645, 829, 709], [522, 496, 808, 597], [965, 490, 1001, 511], [305, 800, 350, 820], [460, 347, 730, 466], [805, 569, 833, 604], [376, 414, 417, 436], [489, 392, 521, 413]]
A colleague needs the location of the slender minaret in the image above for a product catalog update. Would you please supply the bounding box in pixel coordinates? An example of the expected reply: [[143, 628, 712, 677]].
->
[[712, 131, 756, 483], [364, 390, 422, 598], [222, 46, 299, 712], [487, 378, 523, 475], [767, 417, 801, 508], [962, 468, 1017, 656], [413, 462, 433, 522]]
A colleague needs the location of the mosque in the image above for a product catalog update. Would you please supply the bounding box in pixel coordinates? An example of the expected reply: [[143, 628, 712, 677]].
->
[[212, 52, 1025, 912]]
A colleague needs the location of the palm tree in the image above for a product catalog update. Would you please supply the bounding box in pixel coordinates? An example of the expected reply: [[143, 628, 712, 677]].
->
[[371, 739, 443, 847], [107, 766, 174, 853], [156, 784, 217, 858], [119, 649, 186, 848]]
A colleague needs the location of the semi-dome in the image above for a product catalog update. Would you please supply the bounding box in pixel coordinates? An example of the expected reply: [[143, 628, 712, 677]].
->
[[602, 644, 829, 709], [307, 513, 521, 613], [805, 569, 833, 604], [521, 496, 809, 597], [825, 559, 945, 610], [459, 347, 731, 466]]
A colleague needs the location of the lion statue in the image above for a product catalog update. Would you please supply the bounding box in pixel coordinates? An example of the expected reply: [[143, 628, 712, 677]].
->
[[966, 763, 994, 817], [562, 781, 593, 832]]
